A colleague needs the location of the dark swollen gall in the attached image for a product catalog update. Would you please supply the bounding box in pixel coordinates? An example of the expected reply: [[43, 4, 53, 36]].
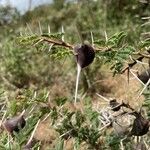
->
[[74, 44, 95, 68], [130, 112, 149, 136], [3, 114, 26, 136], [74, 44, 95, 104], [137, 68, 150, 85]]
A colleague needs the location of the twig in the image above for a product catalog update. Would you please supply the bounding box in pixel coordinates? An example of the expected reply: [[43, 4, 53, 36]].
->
[[41, 36, 74, 50]]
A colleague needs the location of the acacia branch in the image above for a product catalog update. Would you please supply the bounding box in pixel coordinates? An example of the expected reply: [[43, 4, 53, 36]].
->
[[42, 37, 74, 49]]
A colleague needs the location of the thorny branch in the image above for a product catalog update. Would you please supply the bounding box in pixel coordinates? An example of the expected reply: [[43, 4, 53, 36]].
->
[[35, 35, 150, 74]]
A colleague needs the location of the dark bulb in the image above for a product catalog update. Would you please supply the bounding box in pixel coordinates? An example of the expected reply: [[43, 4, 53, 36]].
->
[[74, 44, 95, 68], [3, 115, 26, 135], [138, 68, 150, 84], [130, 112, 149, 136]]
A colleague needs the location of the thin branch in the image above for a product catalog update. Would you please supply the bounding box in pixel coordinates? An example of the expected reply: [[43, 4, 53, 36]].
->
[[42, 36, 73, 50]]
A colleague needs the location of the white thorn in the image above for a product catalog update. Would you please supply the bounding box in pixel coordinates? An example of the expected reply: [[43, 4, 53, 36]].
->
[[33, 91, 37, 99], [136, 60, 149, 65], [26, 23, 33, 34], [33, 39, 44, 46], [129, 55, 134, 61], [26, 119, 40, 146], [104, 31, 108, 42], [61, 26, 65, 42], [20, 31, 23, 36], [141, 16, 150, 20], [136, 78, 150, 99], [98, 123, 111, 131], [90, 31, 94, 46], [48, 44, 54, 52], [46, 91, 50, 99], [130, 69, 145, 85], [96, 93, 109, 102], [20, 109, 26, 117], [41, 113, 51, 122], [38, 21, 42, 34], [48, 25, 51, 34], [28, 104, 37, 116], [59, 129, 73, 138], [143, 140, 149, 149], [74, 64, 81, 104], [141, 21, 150, 27]]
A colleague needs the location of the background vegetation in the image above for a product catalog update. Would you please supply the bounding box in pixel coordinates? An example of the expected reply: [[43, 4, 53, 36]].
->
[[0, 0, 150, 149]]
